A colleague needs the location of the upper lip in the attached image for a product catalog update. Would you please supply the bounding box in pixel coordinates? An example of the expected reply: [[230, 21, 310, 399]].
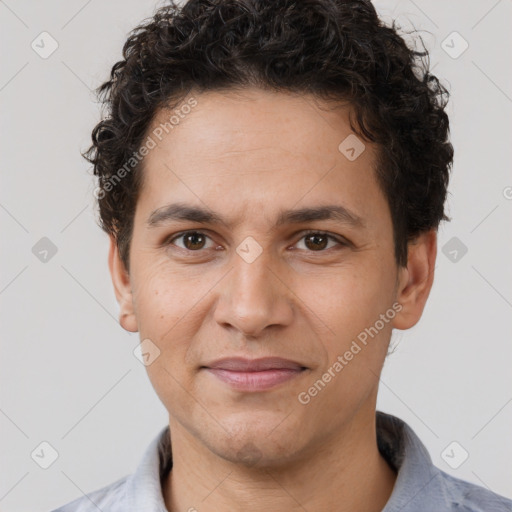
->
[[203, 357, 306, 372]]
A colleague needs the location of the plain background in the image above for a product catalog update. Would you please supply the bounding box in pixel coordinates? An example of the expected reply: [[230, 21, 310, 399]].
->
[[1, 0, 511, 510]]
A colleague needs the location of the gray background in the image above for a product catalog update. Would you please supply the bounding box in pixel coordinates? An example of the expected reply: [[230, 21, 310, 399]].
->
[[1, 0, 511, 510]]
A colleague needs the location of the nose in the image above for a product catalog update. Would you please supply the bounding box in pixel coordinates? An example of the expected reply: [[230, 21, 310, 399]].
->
[[213, 247, 294, 338]]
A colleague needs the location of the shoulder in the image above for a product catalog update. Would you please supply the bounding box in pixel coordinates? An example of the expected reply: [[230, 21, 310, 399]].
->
[[49, 425, 171, 512], [49, 474, 129, 512], [376, 412, 512, 512], [438, 469, 512, 511]]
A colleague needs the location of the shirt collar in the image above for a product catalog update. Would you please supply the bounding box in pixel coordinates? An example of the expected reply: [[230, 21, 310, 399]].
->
[[377, 411, 449, 511], [124, 423, 172, 511], [124, 411, 448, 511]]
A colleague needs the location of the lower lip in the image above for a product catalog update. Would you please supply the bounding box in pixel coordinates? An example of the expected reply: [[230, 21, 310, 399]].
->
[[204, 368, 305, 391]]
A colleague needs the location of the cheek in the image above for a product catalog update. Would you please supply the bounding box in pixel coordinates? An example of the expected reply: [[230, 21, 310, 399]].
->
[[131, 259, 220, 370], [132, 267, 204, 408], [297, 271, 394, 427], [130, 261, 192, 350], [308, 258, 394, 338], [301, 256, 397, 404]]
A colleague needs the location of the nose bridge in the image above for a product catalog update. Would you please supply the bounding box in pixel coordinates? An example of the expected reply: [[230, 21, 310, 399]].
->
[[214, 241, 293, 336], [234, 247, 274, 298]]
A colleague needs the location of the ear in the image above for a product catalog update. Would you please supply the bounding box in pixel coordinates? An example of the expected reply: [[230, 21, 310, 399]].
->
[[392, 229, 437, 330], [108, 235, 138, 333]]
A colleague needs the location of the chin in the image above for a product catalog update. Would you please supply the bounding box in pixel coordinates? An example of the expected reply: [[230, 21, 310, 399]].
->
[[204, 419, 306, 470], [217, 441, 299, 470]]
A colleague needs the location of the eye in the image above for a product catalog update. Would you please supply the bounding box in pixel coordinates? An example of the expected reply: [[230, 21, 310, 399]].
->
[[165, 230, 348, 253], [167, 231, 217, 251], [294, 231, 347, 252]]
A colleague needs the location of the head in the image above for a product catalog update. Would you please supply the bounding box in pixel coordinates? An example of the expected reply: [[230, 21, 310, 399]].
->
[[87, 0, 453, 468]]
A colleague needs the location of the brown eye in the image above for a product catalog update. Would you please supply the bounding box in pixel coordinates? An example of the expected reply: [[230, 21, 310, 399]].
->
[[183, 232, 206, 250], [304, 233, 328, 251], [169, 231, 214, 251], [295, 231, 346, 252]]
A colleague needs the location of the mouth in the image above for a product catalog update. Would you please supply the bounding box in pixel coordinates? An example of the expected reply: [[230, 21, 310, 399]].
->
[[201, 357, 308, 392]]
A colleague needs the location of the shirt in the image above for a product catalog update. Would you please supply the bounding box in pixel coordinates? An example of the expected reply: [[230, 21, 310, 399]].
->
[[50, 411, 512, 511]]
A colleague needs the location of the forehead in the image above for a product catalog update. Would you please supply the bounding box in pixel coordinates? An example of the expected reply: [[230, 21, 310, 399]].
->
[[146, 88, 359, 166], [135, 88, 389, 231]]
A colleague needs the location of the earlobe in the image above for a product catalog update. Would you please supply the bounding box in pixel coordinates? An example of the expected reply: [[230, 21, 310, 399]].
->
[[392, 230, 437, 331], [108, 235, 138, 333]]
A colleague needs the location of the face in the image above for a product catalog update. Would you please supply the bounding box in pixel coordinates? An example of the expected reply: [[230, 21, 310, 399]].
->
[[109, 88, 435, 468]]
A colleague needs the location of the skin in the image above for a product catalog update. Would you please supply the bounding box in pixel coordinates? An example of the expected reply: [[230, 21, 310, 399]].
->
[[108, 88, 437, 512]]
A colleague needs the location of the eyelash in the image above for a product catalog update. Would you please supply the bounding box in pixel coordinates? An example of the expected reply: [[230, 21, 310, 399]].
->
[[165, 230, 348, 254]]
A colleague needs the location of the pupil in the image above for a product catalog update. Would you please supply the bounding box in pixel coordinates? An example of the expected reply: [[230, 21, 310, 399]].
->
[[306, 234, 327, 251], [185, 232, 204, 250]]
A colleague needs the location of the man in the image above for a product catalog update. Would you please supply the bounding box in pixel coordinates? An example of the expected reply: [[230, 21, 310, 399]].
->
[[52, 0, 512, 510]]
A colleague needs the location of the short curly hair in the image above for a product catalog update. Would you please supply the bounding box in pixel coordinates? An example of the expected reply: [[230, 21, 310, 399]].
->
[[84, 0, 453, 272]]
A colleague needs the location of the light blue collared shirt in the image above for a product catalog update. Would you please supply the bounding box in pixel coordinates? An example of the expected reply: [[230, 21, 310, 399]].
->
[[50, 411, 512, 511]]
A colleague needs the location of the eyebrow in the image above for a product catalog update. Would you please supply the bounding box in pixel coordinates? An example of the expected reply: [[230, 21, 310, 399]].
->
[[147, 202, 366, 229]]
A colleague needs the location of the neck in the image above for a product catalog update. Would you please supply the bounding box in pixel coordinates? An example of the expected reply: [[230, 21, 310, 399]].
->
[[163, 405, 396, 512]]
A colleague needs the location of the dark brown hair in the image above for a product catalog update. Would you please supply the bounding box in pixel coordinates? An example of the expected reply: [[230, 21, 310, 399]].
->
[[84, 0, 453, 271]]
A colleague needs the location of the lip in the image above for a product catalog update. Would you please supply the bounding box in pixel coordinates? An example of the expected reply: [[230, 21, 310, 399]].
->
[[204, 357, 306, 372], [202, 357, 307, 392]]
